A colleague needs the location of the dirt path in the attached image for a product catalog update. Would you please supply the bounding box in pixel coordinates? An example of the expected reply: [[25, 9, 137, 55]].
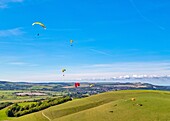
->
[[42, 111, 51, 121]]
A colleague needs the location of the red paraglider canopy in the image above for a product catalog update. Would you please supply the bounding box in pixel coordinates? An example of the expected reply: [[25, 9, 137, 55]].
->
[[75, 83, 80, 88]]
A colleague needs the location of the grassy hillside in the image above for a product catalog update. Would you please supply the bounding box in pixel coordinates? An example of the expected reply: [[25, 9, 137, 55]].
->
[[0, 107, 15, 121], [3, 90, 170, 121]]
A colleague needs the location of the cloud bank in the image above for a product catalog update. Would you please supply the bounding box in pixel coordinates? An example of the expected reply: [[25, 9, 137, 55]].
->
[[0, 28, 24, 37], [0, 0, 24, 8]]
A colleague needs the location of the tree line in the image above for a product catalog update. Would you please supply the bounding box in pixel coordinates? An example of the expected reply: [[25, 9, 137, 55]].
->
[[6, 96, 72, 117], [0, 102, 13, 110]]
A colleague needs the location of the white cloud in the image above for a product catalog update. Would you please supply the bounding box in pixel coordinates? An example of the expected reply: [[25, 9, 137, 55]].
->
[[8, 62, 27, 65], [6, 61, 39, 67], [0, 28, 24, 37], [0, 0, 24, 9], [90, 49, 113, 56]]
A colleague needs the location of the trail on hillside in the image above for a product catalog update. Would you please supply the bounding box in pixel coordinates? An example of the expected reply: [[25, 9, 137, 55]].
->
[[42, 111, 51, 121]]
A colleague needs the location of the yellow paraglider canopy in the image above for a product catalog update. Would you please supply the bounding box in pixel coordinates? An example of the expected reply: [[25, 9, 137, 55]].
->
[[70, 40, 73, 46], [32, 22, 46, 29], [70, 40, 73, 43], [62, 69, 66, 73], [61, 69, 66, 76], [90, 84, 94, 87]]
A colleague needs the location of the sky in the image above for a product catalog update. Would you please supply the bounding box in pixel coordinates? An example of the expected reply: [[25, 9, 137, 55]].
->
[[0, 0, 170, 84]]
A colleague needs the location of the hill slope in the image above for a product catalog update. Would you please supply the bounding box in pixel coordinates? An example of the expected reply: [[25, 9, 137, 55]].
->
[[9, 90, 170, 121]]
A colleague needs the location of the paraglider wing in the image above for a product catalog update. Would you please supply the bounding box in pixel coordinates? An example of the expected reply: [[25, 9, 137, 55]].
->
[[74, 83, 77, 88], [75, 82, 80, 88], [70, 40, 73, 43], [61, 69, 66, 76], [70, 40, 73, 46], [62, 69, 66, 73], [32, 22, 46, 29], [90, 84, 94, 87]]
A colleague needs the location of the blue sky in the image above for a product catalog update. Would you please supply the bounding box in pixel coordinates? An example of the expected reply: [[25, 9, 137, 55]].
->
[[0, 0, 170, 84]]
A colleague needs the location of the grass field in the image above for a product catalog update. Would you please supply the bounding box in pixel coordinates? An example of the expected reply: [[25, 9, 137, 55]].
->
[[18, 102, 37, 106], [29, 85, 53, 90], [1, 90, 170, 121], [0, 90, 62, 103]]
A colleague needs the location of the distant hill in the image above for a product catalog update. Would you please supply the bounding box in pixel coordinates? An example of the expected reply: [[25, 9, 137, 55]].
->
[[0, 80, 170, 91], [0, 81, 31, 90], [7, 90, 170, 121]]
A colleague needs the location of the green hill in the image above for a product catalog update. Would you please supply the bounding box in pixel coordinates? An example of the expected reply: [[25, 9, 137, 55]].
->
[[3, 90, 170, 121]]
